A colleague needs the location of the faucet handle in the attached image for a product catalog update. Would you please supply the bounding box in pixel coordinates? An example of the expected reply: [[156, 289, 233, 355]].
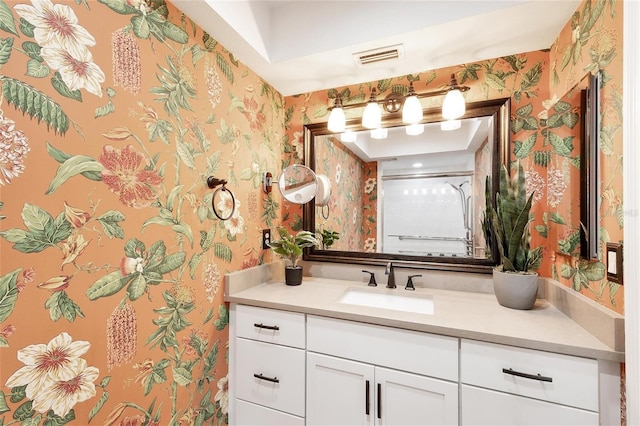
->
[[362, 270, 377, 287], [405, 274, 422, 291]]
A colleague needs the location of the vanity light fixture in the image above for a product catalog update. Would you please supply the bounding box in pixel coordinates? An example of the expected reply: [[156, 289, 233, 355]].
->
[[406, 123, 424, 136], [441, 119, 462, 131], [327, 73, 469, 133], [371, 127, 388, 139]]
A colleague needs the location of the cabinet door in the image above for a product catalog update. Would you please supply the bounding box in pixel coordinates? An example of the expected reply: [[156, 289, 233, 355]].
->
[[461, 385, 598, 425], [307, 352, 374, 426], [375, 367, 458, 426]]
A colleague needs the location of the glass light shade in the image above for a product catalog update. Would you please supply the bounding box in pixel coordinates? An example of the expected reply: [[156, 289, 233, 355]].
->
[[405, 123, 424, 136], [402, 95, 423, 124], [441, 119, 461, 131], [340, 131, 357, 143], [371, 128, 388, 139], [442, 89, 465, 119], [328, 107, 346, 132], [362, 102, 382, 129]]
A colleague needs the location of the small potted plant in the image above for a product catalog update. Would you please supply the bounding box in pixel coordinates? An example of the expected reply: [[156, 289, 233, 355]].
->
[[269, 227, 320, 286], [487, 162, 543, 309]]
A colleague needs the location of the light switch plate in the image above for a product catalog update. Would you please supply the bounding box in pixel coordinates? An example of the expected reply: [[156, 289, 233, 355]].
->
[[262, 229, 271, 250], [606, 242, 623, 284]]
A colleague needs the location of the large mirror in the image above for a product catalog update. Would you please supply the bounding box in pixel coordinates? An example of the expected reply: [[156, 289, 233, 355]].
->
[[303, 98, 511, 273]]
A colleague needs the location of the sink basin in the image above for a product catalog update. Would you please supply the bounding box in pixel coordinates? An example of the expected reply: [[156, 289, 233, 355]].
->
[[338, 288, 434, 315]]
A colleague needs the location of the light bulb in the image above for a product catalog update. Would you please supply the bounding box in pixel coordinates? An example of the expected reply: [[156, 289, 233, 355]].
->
[[328, 106, 346, 132], [362, 102, 381, 129], [371, 128, 388, 139], [442, 89, 465, 119], [402, 95, 423, 124], [406, 123, 424, 136]]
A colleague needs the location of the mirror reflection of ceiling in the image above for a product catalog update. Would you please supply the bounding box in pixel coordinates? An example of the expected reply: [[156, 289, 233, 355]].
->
[[174, 0, 580, 96], [340, 117, 490, 165]]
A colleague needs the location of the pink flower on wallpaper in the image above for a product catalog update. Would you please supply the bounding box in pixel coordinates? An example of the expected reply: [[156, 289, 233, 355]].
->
[[364, 178, 376, 194], [60, 233, 90, 269], [17, 267, 36, 291], [202, 262, 221, 303], [0, 111, 30, 186], [64, 201, 91, 228], [205, 65, 222, 109], [242, 95, 266, 132], [1, 324, 16, 338], [524, 169, 545, 205], [100, 145, 162, 208], [112, 28, 141, 94], [547, 166, 567, 207]]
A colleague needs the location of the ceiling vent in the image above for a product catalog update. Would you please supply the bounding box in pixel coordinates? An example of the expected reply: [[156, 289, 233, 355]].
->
[[353, 44, 404, 67]]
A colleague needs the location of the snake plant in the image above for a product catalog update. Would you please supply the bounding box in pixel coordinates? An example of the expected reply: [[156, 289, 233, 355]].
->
[[488, 162, 542, 273]]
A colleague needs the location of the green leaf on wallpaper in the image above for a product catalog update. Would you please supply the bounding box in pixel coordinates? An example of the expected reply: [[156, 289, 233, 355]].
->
[[51, 72, 82, 101], [582, 261, 606, 281], [502, 55, 527, 72], [86, 271, 127, 300], [213, 242, 232, 263], [188, 253, 202, 280], [125, 238, 146, 258], [191, 44, 205, 66], [534, 224, 548, 238], [97, 210, 125, 239], [13, 400, 34, 421], [26, 59, 50, 78], [533, 150, 552, 167], [513, 133, 536, 159], [200, 227, 215, 251], [177, 142, 196, 168], [0, 336, 7, 347], [214, 304, 229, 331], [172, 367, 192, 386], [0, 1, 18, 36], [215, 51, 234, 84], [0, 390, 10, 413], [377, 79, 392, 93], [172, 223, 194, 247], [161, 21, 188, 44], [0, 36, 13, 66], [549, 133, 574, 157], [583, 0, 606, 34], [558, 231, 581, 255], [197, 205, 208, 223], [46, 155, 104, 194], [515, 103, 534, 118], [126, 274, 147, 301], [202, 31, 218, 51], [0, 77, 69, 134], [45, 291, 85, 323], [521, 62, 542, 91], [549, 212, 567, 225], [21, 41, 41, 61], [95, 101, 115, 118], [484, 72, 506, 91], [131, 15, 151, 39], [19, 17, 34, 37], [10, 385, 26, 403], [157, 252, 186, 275], [97, 0, 139, 14], [88, 390, 109, 423], [144, 240, 167, 270], [0, 269, 20, 323]]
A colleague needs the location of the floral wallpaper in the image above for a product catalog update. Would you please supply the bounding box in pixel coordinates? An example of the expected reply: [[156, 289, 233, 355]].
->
[[0, 0, 286, 424], [314, 135, 365, 251], [284, 0, 623, 313]]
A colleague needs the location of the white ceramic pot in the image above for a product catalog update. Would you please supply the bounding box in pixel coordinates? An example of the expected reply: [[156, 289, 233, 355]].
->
[[492, 267, 539, 310]]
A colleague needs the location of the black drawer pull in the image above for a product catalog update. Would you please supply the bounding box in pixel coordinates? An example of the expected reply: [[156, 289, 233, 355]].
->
[[502, 368, 553, 382], [377, 383, 382, 419], [254, 323, 279, 331], [253, 373, 279, 383], [365, 380, 370, 415]]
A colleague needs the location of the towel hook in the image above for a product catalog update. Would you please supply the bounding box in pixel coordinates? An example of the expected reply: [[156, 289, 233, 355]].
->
[[207, 176, 236, 221]]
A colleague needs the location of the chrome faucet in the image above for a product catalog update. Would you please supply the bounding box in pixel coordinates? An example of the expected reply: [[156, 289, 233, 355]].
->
[[385, 262, 396, 289]]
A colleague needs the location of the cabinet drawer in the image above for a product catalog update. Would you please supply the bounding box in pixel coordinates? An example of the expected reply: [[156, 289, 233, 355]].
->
[[235, 399, 304, 426], [307, 315, 458, 381], [235, 338, 305, 417], [461, 385, 598, 425], [235, 304, 305, 348], [460, 339, 598, 411]]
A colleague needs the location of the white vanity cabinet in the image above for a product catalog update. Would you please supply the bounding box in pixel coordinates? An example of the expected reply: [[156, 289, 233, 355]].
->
[[230, 304, 306, 426], [306, 316, 459, 426], [460, 339, 618, 425]]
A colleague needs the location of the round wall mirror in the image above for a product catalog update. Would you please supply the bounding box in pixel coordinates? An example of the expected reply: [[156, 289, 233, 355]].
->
[[278, 164, 318, 204]]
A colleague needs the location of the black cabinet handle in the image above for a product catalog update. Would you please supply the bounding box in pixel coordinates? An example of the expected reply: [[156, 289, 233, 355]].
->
[[365, 380, 370, 415], [253, 373, 279, 383], [502, 368, 553, 383], [254, 323, 279, 331], [377, 383, 382, 419]]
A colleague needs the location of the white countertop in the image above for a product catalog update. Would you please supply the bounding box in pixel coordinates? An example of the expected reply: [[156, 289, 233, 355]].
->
[[226, 275, 624, 362]]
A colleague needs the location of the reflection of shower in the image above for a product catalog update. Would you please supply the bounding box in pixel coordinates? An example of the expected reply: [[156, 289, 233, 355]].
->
[[447, 181, 473, 256]]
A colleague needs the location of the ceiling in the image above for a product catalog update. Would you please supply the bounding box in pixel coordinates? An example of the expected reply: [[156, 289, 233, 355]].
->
[[173, 0, 580, 96]]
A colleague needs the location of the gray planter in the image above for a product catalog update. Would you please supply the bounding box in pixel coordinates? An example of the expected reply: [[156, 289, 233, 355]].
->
[[492, 267, 539, 310]]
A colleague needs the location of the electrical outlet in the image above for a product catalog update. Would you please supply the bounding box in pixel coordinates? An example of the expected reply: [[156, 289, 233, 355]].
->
[[262, 229, 271, 249]]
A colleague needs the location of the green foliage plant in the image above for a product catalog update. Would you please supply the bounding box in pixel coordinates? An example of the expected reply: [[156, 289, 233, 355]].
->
[[319, 229, 340, 249], [268, 228, 320, 268], [488, 162, 543, 273]]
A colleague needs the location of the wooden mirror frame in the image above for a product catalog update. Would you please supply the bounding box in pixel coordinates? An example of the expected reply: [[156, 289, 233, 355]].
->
[[580, 72, 601, 260], [302, 97, 511, 273]]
